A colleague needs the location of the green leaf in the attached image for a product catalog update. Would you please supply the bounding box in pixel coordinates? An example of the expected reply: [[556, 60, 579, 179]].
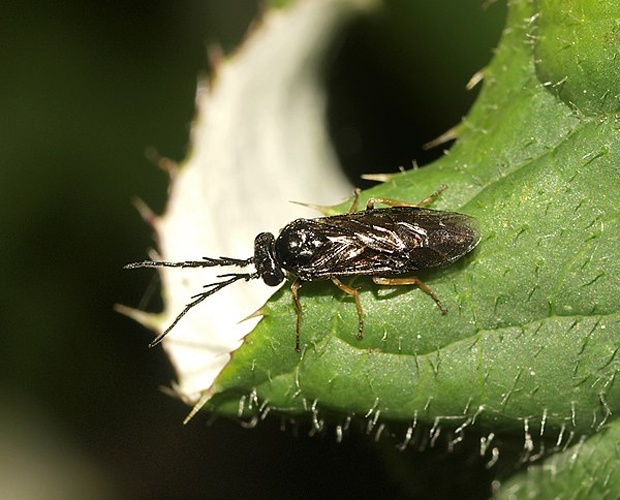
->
[[213, 0, 620, 439], [535, 0, 620, 115], [500, 417, 620, 497], [133, 0, 619, 493]]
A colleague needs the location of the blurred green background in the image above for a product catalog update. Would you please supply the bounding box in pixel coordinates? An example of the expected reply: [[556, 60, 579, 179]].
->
[[0, 1, 505, 498]]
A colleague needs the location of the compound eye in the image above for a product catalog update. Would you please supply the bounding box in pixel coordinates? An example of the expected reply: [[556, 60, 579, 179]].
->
[[262, 267, 284, 286], [254, 232, 285, 286]]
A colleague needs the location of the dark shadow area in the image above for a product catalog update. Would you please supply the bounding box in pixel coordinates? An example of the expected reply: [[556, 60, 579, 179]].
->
[[326, 1, 505, 188]]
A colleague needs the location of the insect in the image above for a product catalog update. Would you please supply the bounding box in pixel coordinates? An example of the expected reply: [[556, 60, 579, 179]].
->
[[125, 185, 480, 351]]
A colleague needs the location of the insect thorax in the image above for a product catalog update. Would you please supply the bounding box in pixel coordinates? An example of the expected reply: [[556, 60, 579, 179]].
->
[[274, 219, 330, 277]]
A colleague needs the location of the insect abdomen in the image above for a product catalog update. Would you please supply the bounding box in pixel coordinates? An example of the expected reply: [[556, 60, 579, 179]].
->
[[395, 208, 480, 269]]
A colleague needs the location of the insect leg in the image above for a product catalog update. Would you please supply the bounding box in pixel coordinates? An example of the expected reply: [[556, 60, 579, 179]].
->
[[365, 184, 447, 210], [372, 276, 448, 314], [290, 278, 303, 351], [330, 277, 364, 339], [347, 188, 362, 213]]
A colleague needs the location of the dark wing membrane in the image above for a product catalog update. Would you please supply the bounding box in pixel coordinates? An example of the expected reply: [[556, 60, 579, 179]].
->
[[385, 208, 481, 268], [299, 211, 418, 278], [278, 207, 479, 280]]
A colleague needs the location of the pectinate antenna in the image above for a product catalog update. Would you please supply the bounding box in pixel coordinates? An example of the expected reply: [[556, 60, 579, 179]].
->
[[123, 257, 257, 347], [149, 272, 258, 347]]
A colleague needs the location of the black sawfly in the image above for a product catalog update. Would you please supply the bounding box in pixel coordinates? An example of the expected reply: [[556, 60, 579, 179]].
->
[[125, 185, 480, 350]]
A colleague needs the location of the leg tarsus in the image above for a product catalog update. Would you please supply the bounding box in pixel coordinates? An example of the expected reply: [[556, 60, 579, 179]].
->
[[372, 275, 448, 314], [290, 279, 303, 351], [331, 277, 364, 339], [365, 184, 448, 210], [347, 188, 362, 213], [412, 184, 448, 208]]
